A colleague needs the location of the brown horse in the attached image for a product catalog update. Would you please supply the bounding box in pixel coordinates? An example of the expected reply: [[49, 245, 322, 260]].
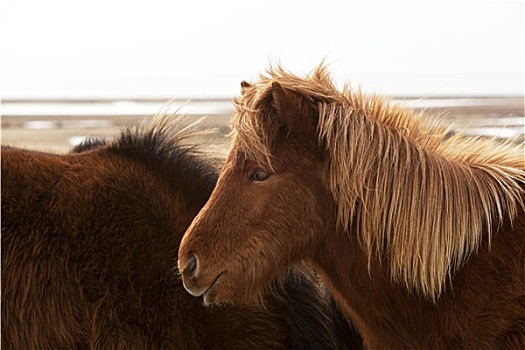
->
[[1, 116, 362, 349], [178, 65, 525, 349]]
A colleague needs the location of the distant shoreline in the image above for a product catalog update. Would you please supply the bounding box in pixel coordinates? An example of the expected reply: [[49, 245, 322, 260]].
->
[[3, 96, 523, 118], [2, 97, 523, 154]]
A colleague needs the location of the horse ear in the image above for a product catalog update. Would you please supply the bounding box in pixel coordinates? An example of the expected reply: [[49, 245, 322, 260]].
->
[[270, 81, 317, 135], [240, 80, 253, 95], [252, 81, 318, 152], [269, 82, 288, 117]]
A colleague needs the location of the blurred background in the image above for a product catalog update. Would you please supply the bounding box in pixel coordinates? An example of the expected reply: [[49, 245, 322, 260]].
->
[[2, 1, 524, 154]]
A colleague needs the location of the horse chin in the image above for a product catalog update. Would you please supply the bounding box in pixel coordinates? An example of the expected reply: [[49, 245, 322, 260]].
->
[[201, 272, 228, 306], [202, 271, 266, 306]]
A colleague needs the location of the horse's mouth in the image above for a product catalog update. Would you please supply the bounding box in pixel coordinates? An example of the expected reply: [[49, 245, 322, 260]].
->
[[202, 272, 225, 305]]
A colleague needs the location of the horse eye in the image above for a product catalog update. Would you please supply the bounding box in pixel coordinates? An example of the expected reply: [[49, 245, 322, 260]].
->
[[250, 169, 271, 182]]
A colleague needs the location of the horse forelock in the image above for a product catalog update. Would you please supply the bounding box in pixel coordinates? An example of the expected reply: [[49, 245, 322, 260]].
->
[[231, 91, 275, 169], [231, 63, 342, 168], [233, 63, 525, 300]]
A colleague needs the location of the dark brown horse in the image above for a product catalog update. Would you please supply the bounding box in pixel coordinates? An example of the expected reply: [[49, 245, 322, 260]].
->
[[1, 116, 361, 349], [178, 65, 525, 349]]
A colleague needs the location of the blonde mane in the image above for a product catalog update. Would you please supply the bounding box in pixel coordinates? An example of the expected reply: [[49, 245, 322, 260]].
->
[[233, 64, 525, 299]]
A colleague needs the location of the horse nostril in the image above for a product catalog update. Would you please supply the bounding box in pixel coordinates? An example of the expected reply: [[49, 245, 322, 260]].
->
[[187, 254, 198, 279]]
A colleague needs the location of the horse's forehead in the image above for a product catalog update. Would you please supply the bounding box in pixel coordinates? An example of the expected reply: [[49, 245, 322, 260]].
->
[[225, 145, 274, 172], [224, 148, 251, 169]]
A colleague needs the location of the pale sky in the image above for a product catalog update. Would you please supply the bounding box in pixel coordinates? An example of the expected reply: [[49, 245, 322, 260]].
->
[[2, 1, 524, 98]]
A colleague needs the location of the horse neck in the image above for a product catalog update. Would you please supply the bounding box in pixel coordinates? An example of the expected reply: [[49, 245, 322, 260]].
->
[[322, 108, 524, 299], [313, 224, 410, 347], [313, 200, 525, 349], [315, 223, 451, 348]]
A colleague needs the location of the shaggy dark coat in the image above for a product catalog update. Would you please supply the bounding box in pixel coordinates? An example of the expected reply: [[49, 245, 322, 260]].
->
[[1, 118, 361, 349]]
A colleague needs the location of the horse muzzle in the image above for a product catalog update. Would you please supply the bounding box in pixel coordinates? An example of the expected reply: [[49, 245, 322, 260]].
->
[[179, 253, 225, 303]]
